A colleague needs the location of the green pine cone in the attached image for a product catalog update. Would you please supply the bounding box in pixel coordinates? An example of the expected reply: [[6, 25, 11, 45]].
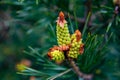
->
[[50, 50, 65, 62], [68, 34, 83, 59], [56, 24, 71, 46]]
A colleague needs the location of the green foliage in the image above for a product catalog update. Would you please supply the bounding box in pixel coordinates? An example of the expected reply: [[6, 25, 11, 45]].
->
[[0, 0, 119, 80], [21, 47, 73, 80], [17, 32, 115, 80]]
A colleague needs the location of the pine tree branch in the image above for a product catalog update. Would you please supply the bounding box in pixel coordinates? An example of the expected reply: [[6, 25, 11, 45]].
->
[[68, 58, 93, 80]]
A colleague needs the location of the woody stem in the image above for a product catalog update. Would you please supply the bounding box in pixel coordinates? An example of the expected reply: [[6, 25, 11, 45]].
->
[[68, 58, 93, 80]]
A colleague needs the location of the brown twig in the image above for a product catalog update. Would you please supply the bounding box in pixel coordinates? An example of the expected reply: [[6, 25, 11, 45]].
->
[[68, 58, 93, 80]]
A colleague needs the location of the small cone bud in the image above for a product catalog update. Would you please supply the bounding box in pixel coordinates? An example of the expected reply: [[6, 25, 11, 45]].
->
[[68, 30, 84, 58], [48, 50, 65, 63], [16, 64, 26, 72]]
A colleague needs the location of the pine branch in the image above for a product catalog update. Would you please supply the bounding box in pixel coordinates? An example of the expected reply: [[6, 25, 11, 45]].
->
[[68, 58, 93, 80]]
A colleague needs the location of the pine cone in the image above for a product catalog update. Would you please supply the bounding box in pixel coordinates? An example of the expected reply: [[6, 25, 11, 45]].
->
[[48, 49, 65, 63], [56, 11, 71, 46], [68, 30, 84, 58]]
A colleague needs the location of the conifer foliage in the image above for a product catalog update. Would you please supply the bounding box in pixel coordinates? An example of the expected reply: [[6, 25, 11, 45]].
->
[[16, 11, 117, 80]]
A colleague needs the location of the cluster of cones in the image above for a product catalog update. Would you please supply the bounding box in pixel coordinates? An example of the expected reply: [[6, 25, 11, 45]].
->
[[47, 11, 84, 64]]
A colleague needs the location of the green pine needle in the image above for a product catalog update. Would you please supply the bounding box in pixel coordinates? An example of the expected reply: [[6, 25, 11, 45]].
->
[[47, 69, 72, 80], [82, 12, 92, 36]]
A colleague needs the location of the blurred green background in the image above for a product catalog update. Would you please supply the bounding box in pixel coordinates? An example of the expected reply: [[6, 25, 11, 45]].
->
[[0, 0, 119, 80]]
